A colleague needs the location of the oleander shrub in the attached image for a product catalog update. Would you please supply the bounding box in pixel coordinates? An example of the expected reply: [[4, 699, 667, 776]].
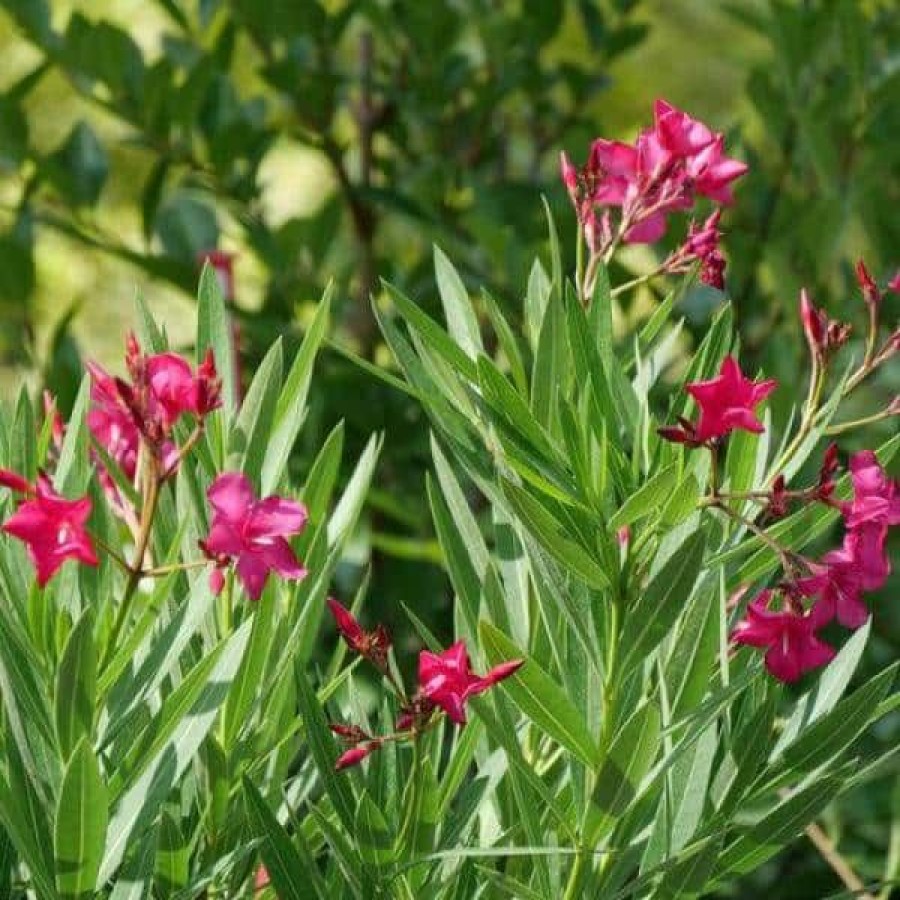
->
[[0, 98, 898, 899]]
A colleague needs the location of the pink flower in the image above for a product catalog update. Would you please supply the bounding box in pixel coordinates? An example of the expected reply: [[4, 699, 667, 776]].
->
[[0, 473, 98, 586], [685, 356, 777, 442], [684, 135, 749, 205], [843, 451, 900, 531], [87, 362, 141, 481], [663, 357, 776, 445], [145, 351, 221, 428], [732, 590, 835, 682], [201, 472, 307, 600], [654, 100, 748, 203], [683, 210, 726, 288], [560, 100, 748, 257], [653, 99, 716, 157], [418, 641, 523, 725], [796, 539, 875, 630]]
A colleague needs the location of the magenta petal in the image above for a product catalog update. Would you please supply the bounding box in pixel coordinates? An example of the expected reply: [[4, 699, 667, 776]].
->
[[721, 408, 765, 434], [235, 554, 270, 600], [203, 519, 244, 557], [798, 635, 837, 671], [764, 643, 803, 683], [624, 213, 668, 244], [257, 537, 306, 580], [247, 497, 308, 538], [207, 472, 254, 521]]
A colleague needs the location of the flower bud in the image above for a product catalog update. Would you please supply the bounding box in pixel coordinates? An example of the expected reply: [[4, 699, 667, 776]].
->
[[335, 743, 377, 772], [887, 271, 900, 294], [855, 259, 880, 309]]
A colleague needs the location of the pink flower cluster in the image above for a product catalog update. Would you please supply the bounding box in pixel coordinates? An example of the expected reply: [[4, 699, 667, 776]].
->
[[328, 600, 522, 771], [733, 451, 899, 682], [561, 100, 747, 287], [88, 337, 221, 512], [0, 336, 309, 603]]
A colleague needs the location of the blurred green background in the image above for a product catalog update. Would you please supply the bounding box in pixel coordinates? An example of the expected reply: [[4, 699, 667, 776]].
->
[[1, 1, 899, 896]]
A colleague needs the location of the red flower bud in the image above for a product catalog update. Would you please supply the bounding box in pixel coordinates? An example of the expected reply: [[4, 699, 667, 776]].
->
[[330, 723, 369, 745], [855, 259, 880, 309], [335, 743, 377, 772], [887, 271, 900, 294]]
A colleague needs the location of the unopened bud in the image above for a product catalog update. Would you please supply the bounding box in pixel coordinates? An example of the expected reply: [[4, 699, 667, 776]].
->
[[855, 259, 880, 309], [335, 742, 378, 772]]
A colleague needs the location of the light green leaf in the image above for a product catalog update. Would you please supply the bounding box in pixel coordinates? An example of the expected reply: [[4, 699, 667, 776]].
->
[[261, 286, 332, 494], [480, 621, 599, 768], [99, 620, 251, 882], [243, 777, 327, 900], [196, 262, 237, 412], [434, 245, 482, 359], [55, 739, 106, 899], [501, 482, 609, 591], [610, 464, 679, 529], [56, 608, 96, 761], [229, 338, 283, 484], [620, 531, 707, 673]]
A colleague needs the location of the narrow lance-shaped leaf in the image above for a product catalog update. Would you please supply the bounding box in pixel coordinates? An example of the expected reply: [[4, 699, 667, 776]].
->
[[55, 739, 107, 899], [480, 620, 599, 768]]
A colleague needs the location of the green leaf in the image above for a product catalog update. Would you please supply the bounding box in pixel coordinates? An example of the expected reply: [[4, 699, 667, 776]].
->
[[221, 588, 277, 751], [774, 618, 871, 753], [480, 621, 599, 768], [530, 283, 566, 430], [541, 196, 562, 304], [55, 609, 96, 761], [433, 245, 482, 359], [243, 778, 327, 900], [714, 773, 844, 877], [301, 421, 345, 524], [769, 663, 897, 781], [327, 433, 381, 546], [501, 482, 609, 591], [48, 121, 108, 207], [196, 262, 237, 413], [99, 620, 251, 882], [609, 464, 679, 529], [620, 531, 707, 673], [0, 756, 57, 900], [358, 789, 396, 867], [55, 739, 106, 899], [229, 338, 283, 484], [481, 289, 528, 396], [384, 279, 477, 381], [294, 667, 356, 832], [587, 701, 661, 844], [261, 287, 332, 494]]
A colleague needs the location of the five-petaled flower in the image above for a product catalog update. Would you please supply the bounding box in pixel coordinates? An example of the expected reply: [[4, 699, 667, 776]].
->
[[731, 590, 835, 683], [201, 472, 307, 600], [660, 356, 776, 446], [0, 470, 98, 586], [418, 641, 523, 725]]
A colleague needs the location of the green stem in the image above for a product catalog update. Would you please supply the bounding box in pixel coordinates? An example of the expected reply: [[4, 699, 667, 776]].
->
[[562, 850, 588, 900], [769, 357, 824, 481], [100, 460, 161, 672], [826, 407, 896, 436]]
